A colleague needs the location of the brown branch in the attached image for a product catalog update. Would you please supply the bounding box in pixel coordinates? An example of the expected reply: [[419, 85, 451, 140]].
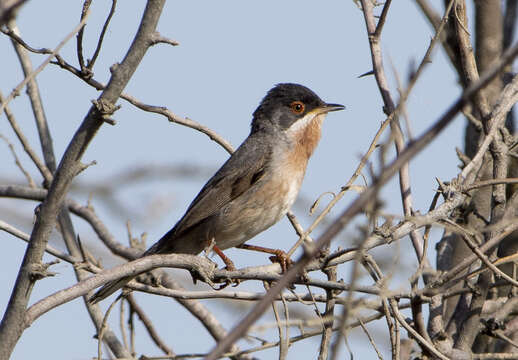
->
[[475, 0, 503, 106], [130, 282, 396, 307], [452, 69, 518, 352], [271, 294, 288, 360], [24, 254, 212, 326], [1, 205, 430, 313]]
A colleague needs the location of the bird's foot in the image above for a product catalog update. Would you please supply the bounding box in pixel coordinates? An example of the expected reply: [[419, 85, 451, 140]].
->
[[216, 276, 241, 290], [238, 244, 293, 273], [212, 245, 241, 289], [268, 250, 293, 273], [216, 268, 241, 290]]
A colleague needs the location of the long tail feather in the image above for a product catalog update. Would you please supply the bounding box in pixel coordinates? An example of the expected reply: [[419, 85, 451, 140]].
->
[[88, 276, 133, 304]]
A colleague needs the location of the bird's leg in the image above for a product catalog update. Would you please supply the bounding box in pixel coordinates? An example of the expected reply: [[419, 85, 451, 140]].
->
[[213, 245, 236, 271], [213, 245, 241, 289], [238, 244, 293, 272]]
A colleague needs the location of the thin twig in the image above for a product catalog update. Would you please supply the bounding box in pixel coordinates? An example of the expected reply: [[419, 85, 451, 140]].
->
[[97, 295, 122, 360], [1, 27, 53, 54], [204, 38, 518, 360], [76, 0, 91, 71], [87, 0, 117, 70], [0, 134, 36, 187], [0, 11, 90, 115], [271, 295, 288, 360], [126, 294, 174, 356], [287, 110, 393, 257], [0, 220, 78, 264], [317, 264, 337, 360], [374, 0, 392, 37], [120, 299, 129, 351], [0, 72, 54, 183], [358, 318, 384, 360], [0, 3, 165, 358], [453, 229, 518, 287], [465, 177, 518, 191], [389, 299, 448, 359]]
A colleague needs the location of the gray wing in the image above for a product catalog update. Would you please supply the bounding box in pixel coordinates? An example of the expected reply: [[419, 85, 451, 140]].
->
[[146, 134, 270, 254]]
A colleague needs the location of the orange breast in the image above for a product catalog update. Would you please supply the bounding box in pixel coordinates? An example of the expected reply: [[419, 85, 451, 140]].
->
[[285, 113, 324, 169]]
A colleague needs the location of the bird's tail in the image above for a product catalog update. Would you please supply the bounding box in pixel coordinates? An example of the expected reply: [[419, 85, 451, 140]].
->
[[89, 230, 178, 304], [88, 276, 133, 304]]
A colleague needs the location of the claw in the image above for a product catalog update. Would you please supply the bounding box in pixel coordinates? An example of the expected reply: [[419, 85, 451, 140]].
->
[[238, 244, 293, 272], [216, 264, 241, 289]]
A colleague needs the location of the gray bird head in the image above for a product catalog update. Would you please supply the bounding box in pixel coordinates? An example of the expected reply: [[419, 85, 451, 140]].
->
[[251, 83, 344, 133]]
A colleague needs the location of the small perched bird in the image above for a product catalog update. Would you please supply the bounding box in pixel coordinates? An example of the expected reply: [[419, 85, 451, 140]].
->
[[90, 83, 344, 303]]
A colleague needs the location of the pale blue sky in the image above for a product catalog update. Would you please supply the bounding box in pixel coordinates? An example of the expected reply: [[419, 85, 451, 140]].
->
[[0, 1, 471, 359]]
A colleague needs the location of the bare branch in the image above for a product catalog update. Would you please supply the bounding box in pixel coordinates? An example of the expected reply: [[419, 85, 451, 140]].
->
[[0, 12, 89, 115], [149, 31, 179, 46], [0, 0, 28, 26], [0, 220, 77, 264], [0, 2, 165, 358], [87, 0, 117, 71], [0, 90, 52, 183], [0, 134, 36, 187], [204, 40, 518, 359], [76, 0, 91, 71], [126, 294, 174, 356]]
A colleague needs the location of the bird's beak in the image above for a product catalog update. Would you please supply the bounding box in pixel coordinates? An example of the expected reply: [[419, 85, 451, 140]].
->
[[316, 103, 345, 115]]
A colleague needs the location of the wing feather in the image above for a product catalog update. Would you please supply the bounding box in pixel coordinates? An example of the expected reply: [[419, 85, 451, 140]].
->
[[147, 134, 271, 255]]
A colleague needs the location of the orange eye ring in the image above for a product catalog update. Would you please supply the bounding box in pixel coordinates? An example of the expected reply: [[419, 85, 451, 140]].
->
[[290, 101, 305, 114]]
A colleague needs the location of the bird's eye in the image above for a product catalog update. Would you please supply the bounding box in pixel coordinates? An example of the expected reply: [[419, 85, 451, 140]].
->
[[290, 101, 305, 114]]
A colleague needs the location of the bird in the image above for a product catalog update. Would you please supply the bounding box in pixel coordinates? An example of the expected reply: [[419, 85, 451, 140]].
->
[[89, 83, 344, 303]]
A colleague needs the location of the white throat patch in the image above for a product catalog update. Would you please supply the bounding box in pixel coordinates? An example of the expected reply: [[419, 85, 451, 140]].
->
[[287, 112, 316, 134], [286, 112, 324, 136]]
